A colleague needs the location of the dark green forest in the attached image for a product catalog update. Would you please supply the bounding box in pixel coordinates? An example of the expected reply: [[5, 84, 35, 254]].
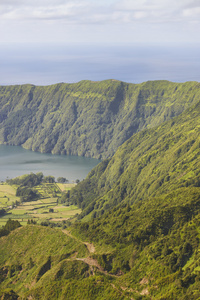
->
[[1, 80, 200, 299]]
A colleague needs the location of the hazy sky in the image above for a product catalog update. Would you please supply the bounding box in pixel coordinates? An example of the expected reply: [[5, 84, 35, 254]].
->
[[1, 0, 200, 44], [0, 0, 200, 84]]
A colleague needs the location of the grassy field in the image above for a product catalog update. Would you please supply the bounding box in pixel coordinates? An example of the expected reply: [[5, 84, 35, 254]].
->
[[0, 184, 20, 208], [0, 183, 80, 227], [57, 183, 76, 191]]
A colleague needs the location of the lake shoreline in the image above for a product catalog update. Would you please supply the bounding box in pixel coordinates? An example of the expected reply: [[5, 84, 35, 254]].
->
[[0, 144, 100, 182]]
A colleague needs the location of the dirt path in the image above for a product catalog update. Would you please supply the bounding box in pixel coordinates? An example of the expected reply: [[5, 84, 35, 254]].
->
[[84, 242, 95, 253], [75, 257, 119, 278], [62, 230, 109, 275], [62, 229, 96, 254], [76, 257, 104, 271], [62, 229, 120, 278]]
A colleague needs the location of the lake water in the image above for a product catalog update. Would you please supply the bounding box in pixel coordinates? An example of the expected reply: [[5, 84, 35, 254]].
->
[[0, 145, 100, 182]]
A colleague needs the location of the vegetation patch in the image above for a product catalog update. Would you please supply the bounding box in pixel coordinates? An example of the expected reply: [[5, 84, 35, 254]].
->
[[2, 81, 200, 298], [0, 173, 81, 227], [1, 80, 200, 159]]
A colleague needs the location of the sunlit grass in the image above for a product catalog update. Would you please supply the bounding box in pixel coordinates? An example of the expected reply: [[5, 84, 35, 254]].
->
[[10, 209, 27, 215], [57, 183, 76, 191], [0, 184, 17, 195], [40, 198, 57, 204], [53, 205, 80, 212], [0, 183, 81, 227]]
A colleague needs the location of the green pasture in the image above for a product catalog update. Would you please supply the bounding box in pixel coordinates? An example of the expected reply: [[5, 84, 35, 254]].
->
[[57, 183, 76, 191], [34, 183, 62, 198], [27, 204, 81, 221], [0, 184, 17, 195], [0, 203, 81, 227], [54, 205, 80, 211], [10, 209, 26, 215], [0, 182, 81, 227], [26, 202, 81, 221], [0, 184, 20, 208], [40, 198, 57, 204], [0, 219, 28, 227]]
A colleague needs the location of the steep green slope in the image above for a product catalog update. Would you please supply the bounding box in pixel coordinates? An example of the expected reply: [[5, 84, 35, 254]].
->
[[1, 210, 200, 299], [67, 99, 200, 299], [2, 88, 200, 299], [73, 195, 200, 299], [70, 98, 200, 219], [0, 80, 200, 159], [0, 225, 132, 300]]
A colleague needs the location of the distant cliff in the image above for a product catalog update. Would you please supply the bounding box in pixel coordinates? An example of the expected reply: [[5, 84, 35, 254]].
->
[[0, 80, 200, 159]]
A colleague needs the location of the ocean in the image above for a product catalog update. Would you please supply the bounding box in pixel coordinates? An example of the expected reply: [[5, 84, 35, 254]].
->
[[0, 43, 200, 86]]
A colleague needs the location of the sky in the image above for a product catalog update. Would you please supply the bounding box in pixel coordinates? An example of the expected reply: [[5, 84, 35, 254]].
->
[[0, 0, 200, 85]]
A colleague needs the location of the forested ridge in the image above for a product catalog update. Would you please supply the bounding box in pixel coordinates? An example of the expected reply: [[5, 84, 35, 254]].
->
[[70, 98, 200, 219], [67, 96, 200, 299], [0, 80, 200, 159], [1, 80, 200, 299]]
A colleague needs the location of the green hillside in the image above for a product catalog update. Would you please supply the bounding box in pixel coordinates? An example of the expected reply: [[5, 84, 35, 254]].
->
[[65, 98, 200, 299], [0, 225, 133, 300], [70, 98, 200, 219], [1, 80, 200, 299], [0, 80, 200, 159]]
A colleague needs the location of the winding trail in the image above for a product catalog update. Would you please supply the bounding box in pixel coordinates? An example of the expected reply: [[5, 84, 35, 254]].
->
[[61, 229, 119, 277], [61, 229, 137, 298], [62, 229, 95, 253]]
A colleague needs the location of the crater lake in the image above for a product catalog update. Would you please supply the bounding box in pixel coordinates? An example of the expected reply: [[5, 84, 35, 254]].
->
[[0, 145, 100, 182]]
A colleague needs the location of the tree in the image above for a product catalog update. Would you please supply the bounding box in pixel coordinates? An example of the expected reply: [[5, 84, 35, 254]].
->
[[6, 172, 44, 187], [43, 176, 55, 183], [16, 186, 38, 202], [0, 219, 21, 237], [57, 177, 68, 183], [0, 208, 6, 216], [36, 172, 44, 183]]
